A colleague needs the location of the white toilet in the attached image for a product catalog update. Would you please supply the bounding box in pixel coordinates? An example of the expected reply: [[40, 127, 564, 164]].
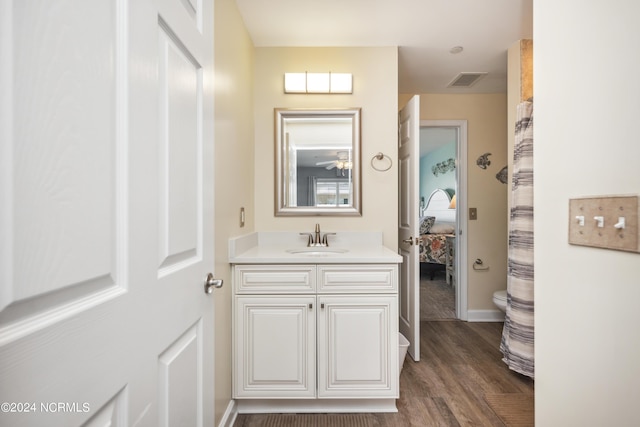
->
[[493, 290, 507, 313]]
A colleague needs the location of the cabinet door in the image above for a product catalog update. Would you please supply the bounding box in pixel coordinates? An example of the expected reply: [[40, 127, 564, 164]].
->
[[234, 296, 316, 398], [317, 295, 398, 398]]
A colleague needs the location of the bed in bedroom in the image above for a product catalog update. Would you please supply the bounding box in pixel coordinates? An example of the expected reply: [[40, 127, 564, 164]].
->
[[419, 188, 456, 283]]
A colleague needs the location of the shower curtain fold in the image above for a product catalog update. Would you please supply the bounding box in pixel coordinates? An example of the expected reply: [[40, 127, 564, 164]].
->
[[501, 100, 535, 378]]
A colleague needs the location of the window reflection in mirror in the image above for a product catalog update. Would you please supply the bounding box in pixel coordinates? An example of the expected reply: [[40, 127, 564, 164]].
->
[[275, 108, 361, 216]]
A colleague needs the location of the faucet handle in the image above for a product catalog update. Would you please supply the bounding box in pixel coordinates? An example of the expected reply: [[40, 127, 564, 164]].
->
[[299, 233, 313, 247], [321, 233, 336, 246]]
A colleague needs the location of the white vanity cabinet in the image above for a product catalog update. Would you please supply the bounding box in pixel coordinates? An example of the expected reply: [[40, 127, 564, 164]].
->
[[232, 263, 399, 409]]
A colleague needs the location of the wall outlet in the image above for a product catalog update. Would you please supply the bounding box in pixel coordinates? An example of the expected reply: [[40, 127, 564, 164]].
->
[[469, 207, 478, 220]]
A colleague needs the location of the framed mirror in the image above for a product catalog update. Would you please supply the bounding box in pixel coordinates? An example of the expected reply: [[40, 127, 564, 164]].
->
[[275, 108, 361, 216]]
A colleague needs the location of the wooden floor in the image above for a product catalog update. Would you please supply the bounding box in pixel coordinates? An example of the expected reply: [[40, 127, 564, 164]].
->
[[233, 321, 534, 427], [420, 274, 455, 320]]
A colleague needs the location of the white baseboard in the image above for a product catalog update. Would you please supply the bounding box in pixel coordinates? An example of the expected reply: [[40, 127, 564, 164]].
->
[[218, 400, 238, 427], [467, 309, 505, 322]]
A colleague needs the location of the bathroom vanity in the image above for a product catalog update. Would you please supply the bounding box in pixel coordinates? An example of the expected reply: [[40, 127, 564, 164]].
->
[[229, 231, 402, 413]]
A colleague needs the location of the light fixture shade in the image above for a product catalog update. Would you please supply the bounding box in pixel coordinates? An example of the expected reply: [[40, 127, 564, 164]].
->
[[449, 194, 457, 209], [306, 72, 330, 93], [330, 73, 352, 93], [284, 72, 353, 94], [284, 73, 306, 93], [336, 161, 353, 170]]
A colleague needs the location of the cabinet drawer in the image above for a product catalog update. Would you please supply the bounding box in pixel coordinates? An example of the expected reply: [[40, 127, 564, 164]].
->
[[235, 265, 316, 293], [318, 264, 398, 293]]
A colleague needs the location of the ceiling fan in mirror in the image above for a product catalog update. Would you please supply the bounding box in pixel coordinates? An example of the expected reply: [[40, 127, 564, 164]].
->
[[315, 150, 353, 171]]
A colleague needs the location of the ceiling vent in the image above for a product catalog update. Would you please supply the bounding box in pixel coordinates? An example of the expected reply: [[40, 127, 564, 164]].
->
[[447, 72, 488, 88]]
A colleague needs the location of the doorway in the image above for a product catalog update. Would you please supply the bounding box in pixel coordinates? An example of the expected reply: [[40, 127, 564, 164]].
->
[[398, 95, 468, 362], [419, 120, 468, 321]]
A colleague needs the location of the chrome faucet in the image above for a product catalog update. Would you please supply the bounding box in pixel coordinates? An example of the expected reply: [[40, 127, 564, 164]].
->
[[300, 224, 335, 247], [314, 224, 321, 246], [322, 232, 336, 246]]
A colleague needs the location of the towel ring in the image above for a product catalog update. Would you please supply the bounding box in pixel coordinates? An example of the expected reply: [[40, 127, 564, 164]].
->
[[371, 152, 392, 172]]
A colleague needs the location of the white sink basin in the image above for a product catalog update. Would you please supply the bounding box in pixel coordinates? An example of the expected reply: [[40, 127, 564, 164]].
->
[[286, 248, 349, 256]]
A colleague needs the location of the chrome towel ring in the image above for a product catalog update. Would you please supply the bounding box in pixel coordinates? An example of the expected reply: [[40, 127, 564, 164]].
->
[[371, 152, 392, 172]]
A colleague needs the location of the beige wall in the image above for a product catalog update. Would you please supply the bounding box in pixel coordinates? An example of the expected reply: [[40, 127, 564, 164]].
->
[[213, 0, 255, 423], [254, 47, 399, 249], [535, 1, 640, 425], [399, 94, 508, 312]]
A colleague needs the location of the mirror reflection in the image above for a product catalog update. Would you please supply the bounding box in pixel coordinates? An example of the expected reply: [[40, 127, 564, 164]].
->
[[275, 108, 361, 216]]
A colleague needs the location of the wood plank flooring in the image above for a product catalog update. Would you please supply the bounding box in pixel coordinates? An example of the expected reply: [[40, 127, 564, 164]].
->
[[420, 275, 455, 320], [233, 321, 534, 427]]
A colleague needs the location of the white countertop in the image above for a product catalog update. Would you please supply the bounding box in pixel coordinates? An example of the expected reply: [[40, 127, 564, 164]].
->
[[229, 231, 402, 264]]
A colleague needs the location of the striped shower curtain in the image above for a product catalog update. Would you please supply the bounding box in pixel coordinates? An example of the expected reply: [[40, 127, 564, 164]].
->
[[501, 99, 535, 378]]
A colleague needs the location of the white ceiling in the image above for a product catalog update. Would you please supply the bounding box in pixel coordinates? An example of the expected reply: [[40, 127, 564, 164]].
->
[[235, 0, 533, 94]]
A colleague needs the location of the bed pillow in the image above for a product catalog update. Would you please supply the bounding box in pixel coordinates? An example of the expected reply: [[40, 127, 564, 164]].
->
[[429, 222, 456, 234], [419, 216, 436, 234]]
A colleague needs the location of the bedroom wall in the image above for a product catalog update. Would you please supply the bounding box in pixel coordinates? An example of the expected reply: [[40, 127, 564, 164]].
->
[[213, 0, 255, 423], [254, 47, 399, 249], [400, 93, 508, 313], [535, 1, 640, 425], [420, 141, 457, 206]]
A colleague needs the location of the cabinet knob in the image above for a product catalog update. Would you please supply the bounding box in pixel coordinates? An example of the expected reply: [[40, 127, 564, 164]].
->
[[321, 303, 325, 309], [309, 303, 313, 309]]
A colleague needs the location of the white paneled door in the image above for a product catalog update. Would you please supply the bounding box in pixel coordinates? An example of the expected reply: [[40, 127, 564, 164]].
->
[[398, 96, 420, 361], [0, 0, 216, 426]]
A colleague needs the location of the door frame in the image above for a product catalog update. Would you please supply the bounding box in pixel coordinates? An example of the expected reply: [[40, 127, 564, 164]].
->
[[420, 120, 468, 320]]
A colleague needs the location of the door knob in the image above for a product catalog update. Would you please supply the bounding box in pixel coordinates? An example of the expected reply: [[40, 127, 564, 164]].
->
[[204, 273, 223, 294], [402, 237, 414, 245]]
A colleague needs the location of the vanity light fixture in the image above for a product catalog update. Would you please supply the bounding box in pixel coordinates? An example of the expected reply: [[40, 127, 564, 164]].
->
[[284, 72, 353, 94]]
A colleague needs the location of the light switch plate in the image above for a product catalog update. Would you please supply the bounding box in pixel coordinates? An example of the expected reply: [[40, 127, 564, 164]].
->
[[469, 207, 477, 220], [568, 195, 639, 253]]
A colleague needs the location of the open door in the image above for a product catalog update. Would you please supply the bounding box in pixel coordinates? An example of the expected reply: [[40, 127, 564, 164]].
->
[[398, 95, 421, 361], [0, 0, 216, 425]]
